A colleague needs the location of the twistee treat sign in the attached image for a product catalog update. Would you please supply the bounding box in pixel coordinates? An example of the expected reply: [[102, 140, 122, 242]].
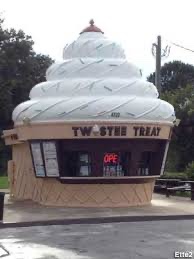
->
[[72, 125, 162, 138], [133, 126, 161, 137]]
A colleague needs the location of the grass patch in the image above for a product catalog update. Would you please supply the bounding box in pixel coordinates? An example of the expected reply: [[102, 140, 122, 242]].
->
[[0, 176, 9, 189], [175, 191, 191, 198]]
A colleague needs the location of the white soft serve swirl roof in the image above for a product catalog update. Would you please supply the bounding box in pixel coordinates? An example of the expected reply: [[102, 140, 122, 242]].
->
[[12, 24, 175, 124]]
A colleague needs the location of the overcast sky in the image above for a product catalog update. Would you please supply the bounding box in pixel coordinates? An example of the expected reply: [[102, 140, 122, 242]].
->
[[1, 0, 194, 78]]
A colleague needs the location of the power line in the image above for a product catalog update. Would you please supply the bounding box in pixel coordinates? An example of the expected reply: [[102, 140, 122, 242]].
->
[[151, 36, 194, 93], [165, 39, 194, 53]]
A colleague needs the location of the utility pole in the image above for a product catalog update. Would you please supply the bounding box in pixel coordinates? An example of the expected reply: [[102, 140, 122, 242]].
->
[[152, 36, 170, 95], [155, 36, 161, 93]]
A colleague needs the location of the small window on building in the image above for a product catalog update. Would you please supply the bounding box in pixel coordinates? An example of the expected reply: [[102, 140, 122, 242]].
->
[[138, 152, 153, 176], [62, 152, 92, 177], [78, 152, 91, 177]]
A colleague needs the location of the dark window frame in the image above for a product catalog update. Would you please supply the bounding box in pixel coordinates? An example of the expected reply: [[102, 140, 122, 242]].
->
[[29, 138, 164, 179]]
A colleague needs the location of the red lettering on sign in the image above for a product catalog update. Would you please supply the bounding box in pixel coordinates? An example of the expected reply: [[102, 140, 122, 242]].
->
[[104, 153, 118, 164]]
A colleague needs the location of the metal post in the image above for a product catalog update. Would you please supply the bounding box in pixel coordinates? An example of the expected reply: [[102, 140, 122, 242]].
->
[[152, 36, 170, 94], [155, 35, 161, 94], [0, 192, 5, 222], [191, 182, 194, 201]]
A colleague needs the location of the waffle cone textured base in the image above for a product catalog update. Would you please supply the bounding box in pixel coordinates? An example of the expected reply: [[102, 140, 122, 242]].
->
[[8, 142, 155, 207]]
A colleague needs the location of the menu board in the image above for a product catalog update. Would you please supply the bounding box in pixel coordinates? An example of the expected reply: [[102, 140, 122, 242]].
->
[[42, 141, 59, 177], [31, 142, 46, 177]]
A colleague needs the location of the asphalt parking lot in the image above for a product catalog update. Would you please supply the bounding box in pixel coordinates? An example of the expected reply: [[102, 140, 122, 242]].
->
[[0, 220, 193, 259]]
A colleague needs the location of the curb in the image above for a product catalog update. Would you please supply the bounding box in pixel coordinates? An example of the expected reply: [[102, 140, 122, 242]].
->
[[1, 214, 194, 229]]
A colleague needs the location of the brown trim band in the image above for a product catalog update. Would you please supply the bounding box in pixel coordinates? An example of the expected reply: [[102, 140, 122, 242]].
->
[[12, 122, 173, 141], [58, 176, 158, 184]]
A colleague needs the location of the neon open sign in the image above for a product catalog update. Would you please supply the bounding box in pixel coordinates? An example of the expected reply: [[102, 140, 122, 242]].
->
[[104, 153, 119, 164]]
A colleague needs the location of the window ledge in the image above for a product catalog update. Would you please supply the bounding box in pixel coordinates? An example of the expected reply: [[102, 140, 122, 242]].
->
[[58, 175, 159, 184]]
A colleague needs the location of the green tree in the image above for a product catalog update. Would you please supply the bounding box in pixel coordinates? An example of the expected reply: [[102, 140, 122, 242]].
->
[[161, 85, 194, 171], [0, 18, 54, 174], [148, 61, 194, 172], [185, 161, 194, 180], [148, 61, 194, 92]]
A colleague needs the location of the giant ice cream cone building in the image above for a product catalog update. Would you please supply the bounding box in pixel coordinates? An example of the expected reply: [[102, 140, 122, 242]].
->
[[3, 20, 175, 207]]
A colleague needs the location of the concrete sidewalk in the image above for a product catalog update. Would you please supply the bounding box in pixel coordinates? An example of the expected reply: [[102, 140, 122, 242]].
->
[[0, 189, 9, 193], [2, 193, 194, 227]]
